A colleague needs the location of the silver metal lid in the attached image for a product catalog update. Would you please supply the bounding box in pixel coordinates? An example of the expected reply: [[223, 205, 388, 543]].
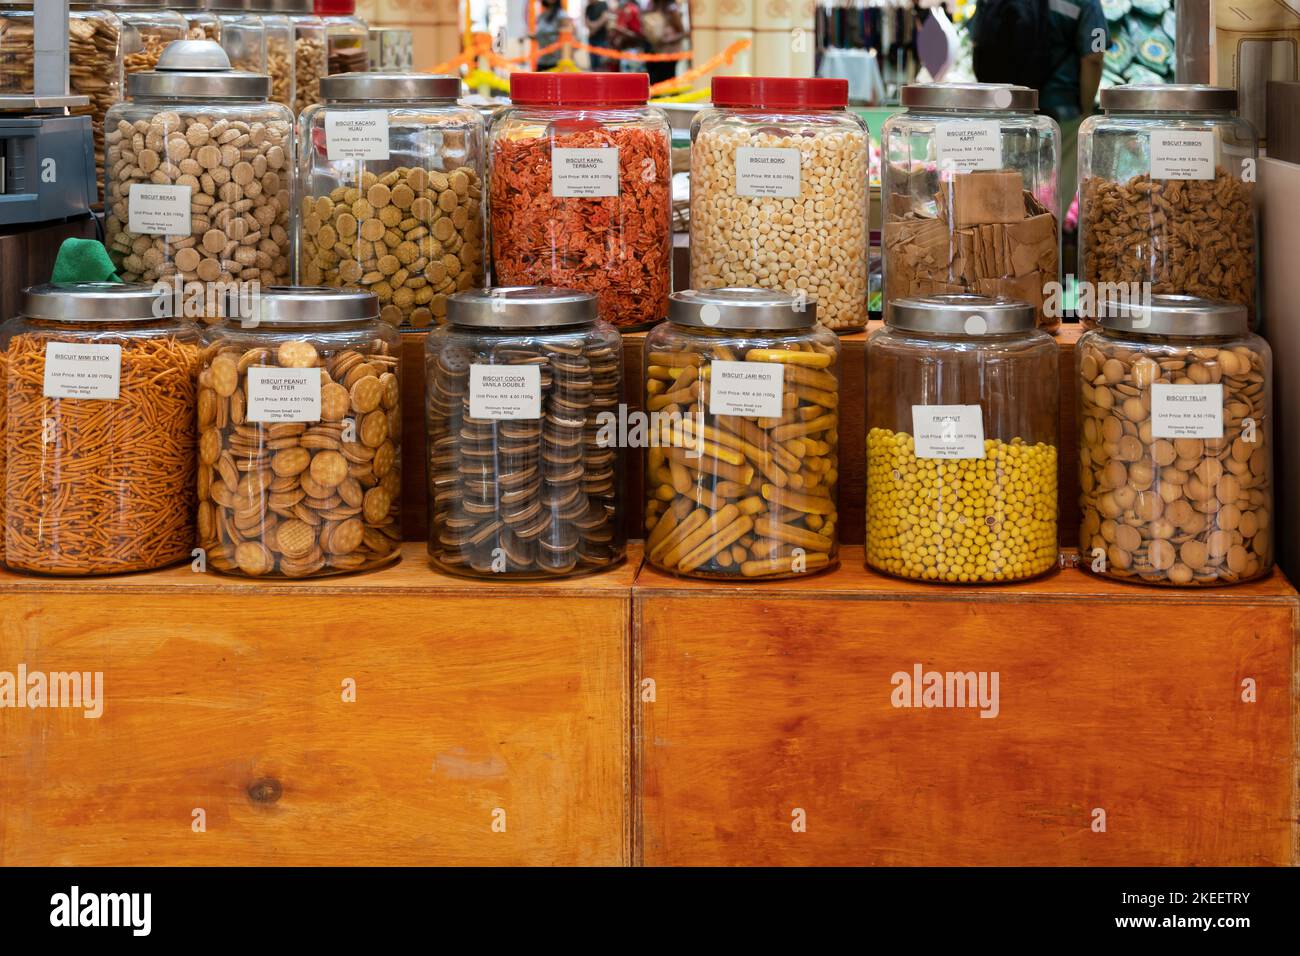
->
[[901, 82, 1037, 111], [274, 0, 316, 12], [320, 72, 461, 103], [1097, 294, 1247, 337], [887, 294, 1036, 335], [128, 39, 271, 99], [1101, 84, 1237, 113], [241, 287, 380, 326], [670, 288, 816, 330], [22, 282, 175, 323], [161, 0, 207, 10], [208, 1, 261, 10], [447, 287, 597, 329]]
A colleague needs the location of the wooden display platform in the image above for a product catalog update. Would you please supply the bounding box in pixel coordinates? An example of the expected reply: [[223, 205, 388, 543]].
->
[[633, 547, 1299, 866], [397, 324, 1086, 549], [0, 543, 636, 866]]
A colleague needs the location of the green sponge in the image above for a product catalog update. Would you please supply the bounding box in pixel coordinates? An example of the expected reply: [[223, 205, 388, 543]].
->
[[50, 238, 121, 285]]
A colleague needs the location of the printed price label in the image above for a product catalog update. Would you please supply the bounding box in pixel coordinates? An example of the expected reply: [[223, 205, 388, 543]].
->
[[1151, 383, 1223, 438], [43, 343, 121, 400], [912, 405, 987, 459], [469, 363, 541, 420], [735, 147, 802, 197], [1149, 129, 1215, 180], [325, 110, 391, 160], [127, 183, 192, 236], [246, 367, 322, 423], [936, 122, 1004, 172], [709, 360, 785, 417], [552, 147, 620, 197]]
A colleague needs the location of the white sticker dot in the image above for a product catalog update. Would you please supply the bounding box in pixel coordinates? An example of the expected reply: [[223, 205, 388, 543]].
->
[[992, 88, 1013, 109], [964, 314, 988, 335], [700, 304, 721, 326]]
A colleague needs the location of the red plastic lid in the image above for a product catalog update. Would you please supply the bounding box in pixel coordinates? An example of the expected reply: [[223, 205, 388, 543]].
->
[[711, 77, 849, 110], [315, 0, 356, 15], [510, 72, 649, 108]]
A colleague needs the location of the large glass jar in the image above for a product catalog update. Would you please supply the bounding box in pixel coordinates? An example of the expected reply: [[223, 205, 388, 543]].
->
[[0, 2, 123, 199], [105, 0, 189, 75], [1079, 85, 1258, 329], [881, 83, 1061, 332], [643, 289, 840, 580], [689, 77, 870, 333], [286, 1, 327, 114], [173, 0, 220, 41], [489, 72, 672, 331], [865, 294, 1059, 583], [317, 0, 368, 75], [298, 73, 485, 328], [0, 282, 201, 575], [103, 39, 293, 290], [424, 288, 626, 578], [211, 0, 265, 73], [197, 287, 401, 578], [1077, 295, 1272, 586], [260, 4, 295, 111]]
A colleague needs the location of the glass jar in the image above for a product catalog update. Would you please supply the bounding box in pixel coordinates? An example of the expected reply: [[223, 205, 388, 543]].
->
[[173, 0, 220, 42], [689, 77, 870, 333], [286, 1, 327, 114], [0, 282, 201, 575], [865, 294, 1059, 583], [317, 0, 368, 75], [0, 2, 122, 199], [197, 287, 401, 577], [881, 83, 1061, 332], [260, 4, 295, 111], [1077, 295, 1272, 586], [489, 72, 672, 331], [103, 0, 189, 76], [298, 73, 485, 328], [424, 288, 626, 578], [643, 289, 840, 580], [210, 0, 265, 73], [103, 39, 293, 290], [1078, 85, 1258, 329]]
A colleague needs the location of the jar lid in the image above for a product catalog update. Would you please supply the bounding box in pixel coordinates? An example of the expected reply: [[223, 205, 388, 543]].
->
[[160, 0, 206, 10], [447, 287, 598, 329], [22, 282, 173, 324], [1101, 84, 1237, 113], [1097, 294, 1247, 337], [710, 76, 848, 110], [887, 294, 1036, 335], [509, 71, 648, 108], [276, 0, 317, 12], [95, 1, 172, 7], [669, 288, 816, 330], [320, 72, 460, 102], [238, 287, 379, 326], [209, 0, 262, 10], [901, 82, 1037, 111], [128, 39, 271, 99], [315, 0, 356, 13]]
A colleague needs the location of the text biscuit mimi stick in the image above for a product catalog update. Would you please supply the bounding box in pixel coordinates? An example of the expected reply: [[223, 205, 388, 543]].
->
[[1076, 296, 1272, 586], [0, 284, 201, 576], [644, 289, 840, 580], [425, 288, 626, 578], [299, 73, 485, 329], [195, 288, 402, 578]]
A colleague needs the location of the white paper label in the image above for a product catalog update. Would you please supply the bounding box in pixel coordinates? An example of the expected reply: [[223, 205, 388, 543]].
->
[[127, 183, 192, 236], [735, 147, 802, 197], [246, 367, 322, 423], [936, 121, 1004, 172], [1151, 383, 1223, 438], [551, 147, 620, 197], [43, 343, 121, 400], [709, 360, 785, 417], [325, 110, 391, 160], [912, 405, 987, 459], [1149, 129, 1215, 180], [469, 363, 541, 420]]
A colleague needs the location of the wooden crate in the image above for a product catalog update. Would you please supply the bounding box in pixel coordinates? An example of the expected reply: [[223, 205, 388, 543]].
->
[[634, 546, 1298, 866], [0, 544, 636, 866]]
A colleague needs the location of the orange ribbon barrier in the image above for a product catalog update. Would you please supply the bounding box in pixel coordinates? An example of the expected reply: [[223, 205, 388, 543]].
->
[[649, 39, 751, 95]]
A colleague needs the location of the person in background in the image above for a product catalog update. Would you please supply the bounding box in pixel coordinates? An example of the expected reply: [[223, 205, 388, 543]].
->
[[586, 0, 615, 71], [532, 0, 572, 71], [641, 0, 687, 87], [611, 0, 646, 72], [971, 0, 1108, 215]]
